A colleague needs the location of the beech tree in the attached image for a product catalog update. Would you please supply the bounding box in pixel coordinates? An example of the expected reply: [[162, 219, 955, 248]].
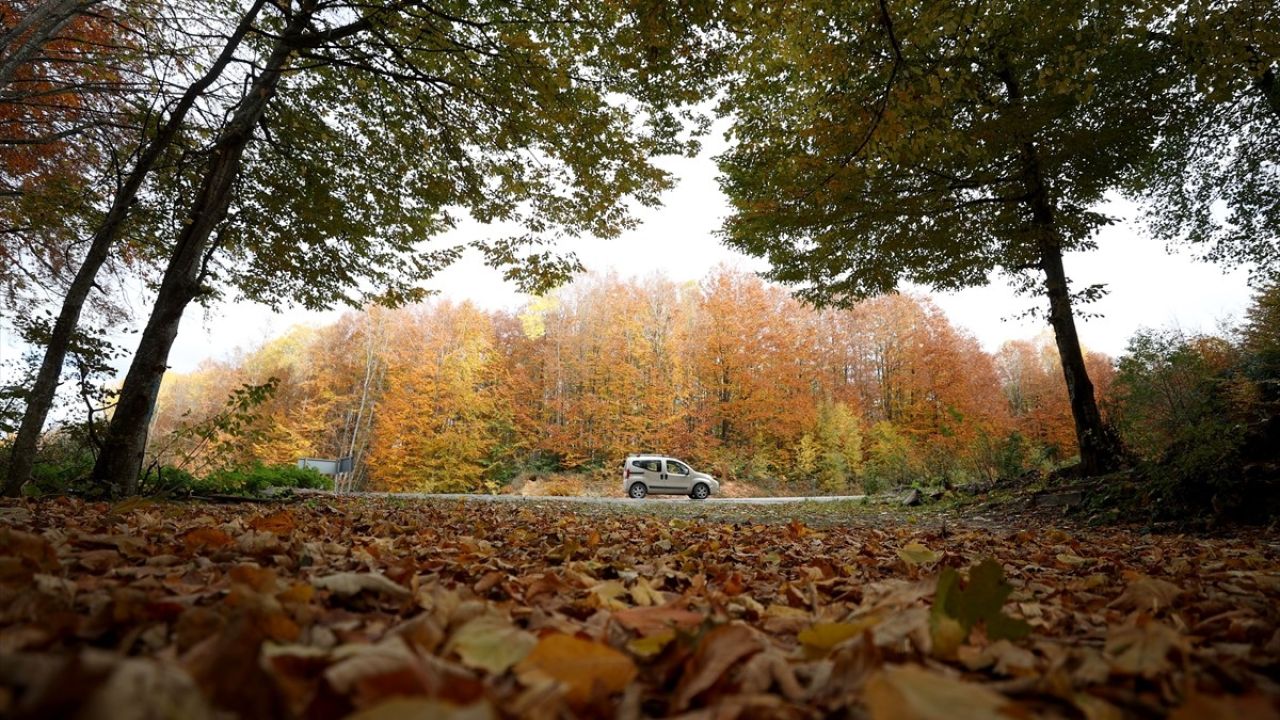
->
[[69, 0, 715, 495], [716, 0, 1177, 475], [2, 0, 276, 496]]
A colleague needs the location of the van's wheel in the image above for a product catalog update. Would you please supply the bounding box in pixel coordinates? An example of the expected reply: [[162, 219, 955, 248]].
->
[[690, 483, 710, 500], [629, 483, 648, 499]]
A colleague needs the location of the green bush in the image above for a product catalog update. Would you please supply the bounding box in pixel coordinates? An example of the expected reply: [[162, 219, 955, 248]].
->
[[1112, 322, 1278, 521], [195, 464, 332, 495]]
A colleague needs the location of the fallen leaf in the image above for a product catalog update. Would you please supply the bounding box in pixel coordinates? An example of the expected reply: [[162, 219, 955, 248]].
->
[[798, 620, 876, 655], [673, 623, 763, 710], [1104, 619, 1186, 678], [613, 604, 703, 636], [515, 633, 637, 707], [1109, 576, 1183, 613], [347, 697, 496, 720], [446, 614, 536, 674], [627, 629, 675, 658], [898, 542, 940, 566], [313, 572, 411, 599], [1168, 693, 1280, 720], [864, 664, 1017, 720], [181, 527, 233, 553]]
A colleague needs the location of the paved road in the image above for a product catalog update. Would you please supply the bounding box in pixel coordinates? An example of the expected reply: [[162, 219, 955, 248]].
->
[[311, 491, 867, 505]]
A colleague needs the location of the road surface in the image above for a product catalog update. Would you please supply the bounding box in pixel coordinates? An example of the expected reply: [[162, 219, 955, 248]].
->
[[306, 491, 868, 505]]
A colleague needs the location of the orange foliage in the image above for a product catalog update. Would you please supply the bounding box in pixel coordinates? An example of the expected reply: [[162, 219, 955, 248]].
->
[[151, 271, 1107, 489], [997, 335, 1114, 459]]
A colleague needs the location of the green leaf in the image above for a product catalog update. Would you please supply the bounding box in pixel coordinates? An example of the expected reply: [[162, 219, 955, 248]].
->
[[930, 559, 1030, 651]]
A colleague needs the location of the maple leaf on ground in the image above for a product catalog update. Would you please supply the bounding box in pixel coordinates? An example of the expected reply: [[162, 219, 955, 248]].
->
[[931, 559, 1031, 656]]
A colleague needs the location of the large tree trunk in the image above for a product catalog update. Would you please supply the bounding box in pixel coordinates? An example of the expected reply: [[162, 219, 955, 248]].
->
[[91, 19, 302, 495], [1, 0, 268, 498]]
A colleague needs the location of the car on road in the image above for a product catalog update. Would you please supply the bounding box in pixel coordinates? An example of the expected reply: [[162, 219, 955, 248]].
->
[[621, 455, 719, 499]]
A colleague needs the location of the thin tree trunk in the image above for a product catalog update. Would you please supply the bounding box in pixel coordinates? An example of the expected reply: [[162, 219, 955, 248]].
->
[[999, 61, 1121, 477], [1, 0, 267, 497], [92, 15, 304, 495], [1037, 238, 1120, 475]]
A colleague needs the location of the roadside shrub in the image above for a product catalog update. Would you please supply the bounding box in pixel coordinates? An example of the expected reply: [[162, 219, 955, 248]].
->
[[196, 464, 332, 495], [1112, 320, 1279, 521]]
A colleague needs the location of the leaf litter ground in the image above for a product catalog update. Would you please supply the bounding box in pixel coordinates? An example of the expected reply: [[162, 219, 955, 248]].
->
[[0, 496, 1277, 718]]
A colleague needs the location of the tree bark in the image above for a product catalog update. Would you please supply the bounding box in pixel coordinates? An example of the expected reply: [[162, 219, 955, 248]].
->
[[91, 12, 305, 495], [1, 0, 268, 497]]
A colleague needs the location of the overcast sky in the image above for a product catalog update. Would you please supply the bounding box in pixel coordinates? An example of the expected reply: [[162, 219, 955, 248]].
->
[[164, 139, 1255, 374]]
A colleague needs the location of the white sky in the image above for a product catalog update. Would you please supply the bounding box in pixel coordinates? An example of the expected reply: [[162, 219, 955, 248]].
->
[[165, 141, 1256, 374]]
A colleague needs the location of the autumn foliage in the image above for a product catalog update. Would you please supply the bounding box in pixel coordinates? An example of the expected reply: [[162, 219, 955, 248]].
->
[[150, 270, 1095, 493]]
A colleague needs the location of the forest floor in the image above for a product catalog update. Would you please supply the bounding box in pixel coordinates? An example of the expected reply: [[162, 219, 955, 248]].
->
[[1, 495, 1277, 719]]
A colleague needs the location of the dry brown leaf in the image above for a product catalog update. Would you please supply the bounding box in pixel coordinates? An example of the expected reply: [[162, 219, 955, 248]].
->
[[864, 664, 1018, 720], [347, 697, 496, 720], [1108, 576, 1183, 613], [613, 604, 703, 636], [1104, 618, 1187, 678], [672, 623, 763, 710], [313, 572, 411, 598], [1168, 693, 1280, 720]]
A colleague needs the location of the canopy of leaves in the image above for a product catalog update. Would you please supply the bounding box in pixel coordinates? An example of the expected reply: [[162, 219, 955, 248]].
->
[[1131, 0, 1280, 280], [715, 0, 1177, 303], [149, 0, 725, 310]]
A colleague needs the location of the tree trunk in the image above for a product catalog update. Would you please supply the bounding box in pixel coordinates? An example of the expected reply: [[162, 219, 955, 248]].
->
[[1038, 239, 1121, 476], [998, 62, 1121, 477], [0, 0, 268, 498], [91, 19, 302, 495]]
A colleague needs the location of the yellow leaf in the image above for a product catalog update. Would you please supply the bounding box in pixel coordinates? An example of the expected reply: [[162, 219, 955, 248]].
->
[[865, 665, 1016, 720], [630, 577, 664, 607], [797, 620, 876, 654], [930, 615, 966, 659], [447, 614, 537, 674], [515, 634, 637, 706], [588, 580, 630, 611], [898, 542, 940, 566], [626, 629, 675, 658]]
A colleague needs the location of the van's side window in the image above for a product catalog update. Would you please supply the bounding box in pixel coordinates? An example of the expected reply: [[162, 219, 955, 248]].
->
[[667, 460, 689, 475], [638, 459, 661, 472]]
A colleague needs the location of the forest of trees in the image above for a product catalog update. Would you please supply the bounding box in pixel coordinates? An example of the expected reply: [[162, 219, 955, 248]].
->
[[142, 270, 1079, 494], [127, 269, 1271, 511]]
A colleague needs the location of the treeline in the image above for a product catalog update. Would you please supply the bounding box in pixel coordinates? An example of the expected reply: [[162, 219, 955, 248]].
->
[[145, 270, 1103, 494]]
